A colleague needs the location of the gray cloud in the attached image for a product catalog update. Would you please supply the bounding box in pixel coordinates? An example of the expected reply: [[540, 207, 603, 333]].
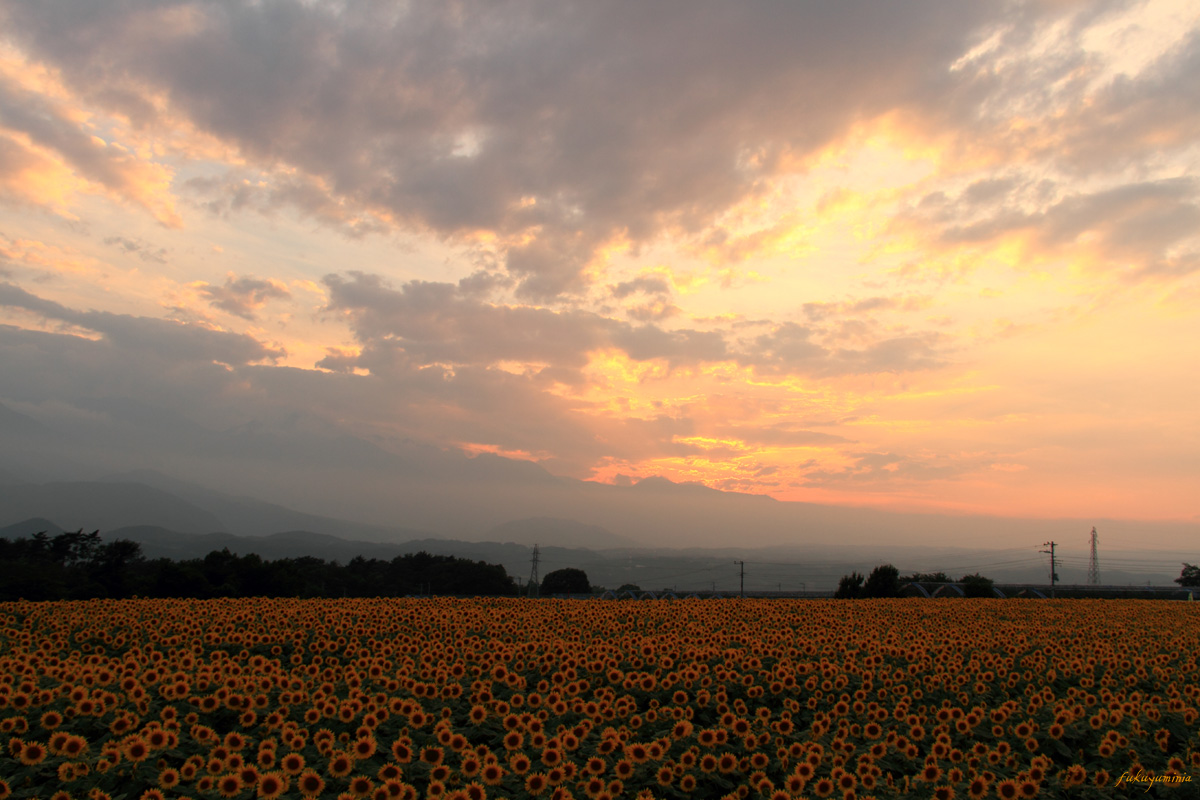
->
[[611, 277, 671, 299], [1038, 28, 1200, 172], [803, 295, 931, 322], [323, 271, 729, 372], [800, 450, 976, 489], [104, 236, 168, 264], [325, 271, 947, 378], [2, 0, 1000, 297], [0, 281, 283, 365], [198, 274, 292, 320], [324, 272, 615, 369], [736, 322, 946, 377], [927, 177, 1200, 277]]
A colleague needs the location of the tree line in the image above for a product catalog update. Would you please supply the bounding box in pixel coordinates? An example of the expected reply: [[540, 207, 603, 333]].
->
[[835, 564, 996, 598], [837, 563, 1200, 598], [0, 530, 518, 600]]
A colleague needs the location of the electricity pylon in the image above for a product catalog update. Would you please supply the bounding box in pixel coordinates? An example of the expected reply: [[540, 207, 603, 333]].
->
[[528, 544, 540, 597]]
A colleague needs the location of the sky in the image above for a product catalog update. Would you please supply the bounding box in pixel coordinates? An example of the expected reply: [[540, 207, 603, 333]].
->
[[1, 0, 1198, 527]]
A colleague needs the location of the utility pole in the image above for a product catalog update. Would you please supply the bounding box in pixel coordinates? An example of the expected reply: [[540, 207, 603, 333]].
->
[[1041, 541, 1058, 598], [734, 560, 744, 598], [528, 544, 540, 598], [1087, 527, 1100, 585]]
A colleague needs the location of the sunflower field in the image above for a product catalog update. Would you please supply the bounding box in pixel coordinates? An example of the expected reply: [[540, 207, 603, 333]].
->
[[1, 597, 1197, 799]]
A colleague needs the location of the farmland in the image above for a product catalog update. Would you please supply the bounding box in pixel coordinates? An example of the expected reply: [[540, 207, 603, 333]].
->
[[1, 598, 1197, 799]]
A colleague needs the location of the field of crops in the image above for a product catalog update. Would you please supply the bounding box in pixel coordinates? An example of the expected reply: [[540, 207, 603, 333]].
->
[[1, 598, 1197, 799]]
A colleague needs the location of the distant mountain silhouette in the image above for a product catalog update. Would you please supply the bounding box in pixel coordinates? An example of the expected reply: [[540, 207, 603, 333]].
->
[[101, 526, 418, 562], [0, 517, 65, 537], [0, 482, 225, 534], [485, 517, 634, 549], [99, 469, 428, 542]]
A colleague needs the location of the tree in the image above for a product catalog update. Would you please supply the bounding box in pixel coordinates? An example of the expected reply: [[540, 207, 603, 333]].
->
[[959, 573, 995, 598], [1176, 563, 1200, 587], [835, 572, 864, 599], [89, 539, 144, 597], [541, 568, 590, 595], [901, 571, 950, 584], [862, 564, 900, 598]]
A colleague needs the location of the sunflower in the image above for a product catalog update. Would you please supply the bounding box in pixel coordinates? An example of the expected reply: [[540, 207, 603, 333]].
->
[[257, 772, 288, 800], [348, 775, 375, 798], [158, 768, 181, 789], [297, 770, 325, 797], [216, 774, 243, 798], [329, 752, 354, 778], [583, 776, 607, 798], [390, 740, 412, 763], [481, 763, 505, 786], [995, 779, 1019, 799], [524, 772, 549, 795], [354, 737, 378, 759], [19, 741, 47, 766], [281, 753, 305, 775]]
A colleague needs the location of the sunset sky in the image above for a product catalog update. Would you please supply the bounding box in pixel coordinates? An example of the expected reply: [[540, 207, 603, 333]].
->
[[1, 0, 1198, 524]]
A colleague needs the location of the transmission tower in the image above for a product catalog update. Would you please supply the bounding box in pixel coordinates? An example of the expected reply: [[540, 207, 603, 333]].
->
[[1087, 527, 1100, 585], [528, 543, 540, 597]]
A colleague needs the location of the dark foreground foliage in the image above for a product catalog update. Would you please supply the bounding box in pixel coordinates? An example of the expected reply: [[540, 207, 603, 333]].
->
[[0, 530, 518, 600]]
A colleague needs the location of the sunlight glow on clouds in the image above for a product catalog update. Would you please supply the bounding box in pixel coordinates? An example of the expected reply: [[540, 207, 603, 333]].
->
[[0, 0, 1197, 522]]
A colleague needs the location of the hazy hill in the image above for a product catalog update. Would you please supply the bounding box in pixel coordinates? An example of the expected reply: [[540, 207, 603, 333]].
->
[[484, 517, 634, 549], [100, 526, 420, 563], [0, 517, 65, 537], [99, 469, 427, 542], [0, 482, 225, 534]]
